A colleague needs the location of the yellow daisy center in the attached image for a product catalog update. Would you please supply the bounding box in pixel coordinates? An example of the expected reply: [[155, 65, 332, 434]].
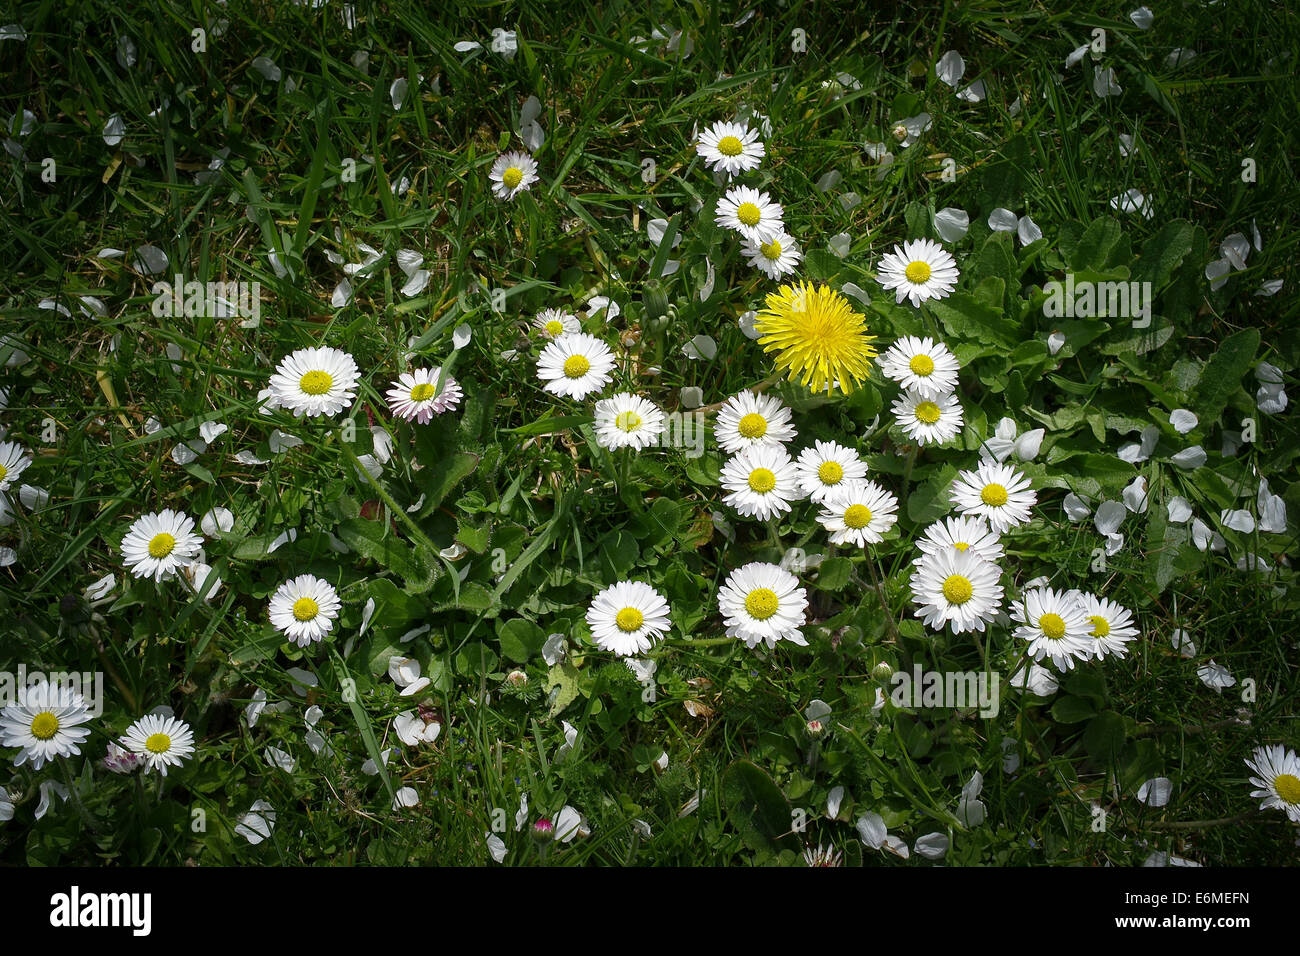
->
[[953, 541, 970, 551], [0, 464, 7, 482], [148, 532, 176, 559], [909, 354, 935, 376], [754, 282, 878, 396], [145, 732, 171, 754], [843, 503, 873, 529], [615, 607, 644, 632], [736, 202, 762, 227], [914, 401, 942, 424], [409, 383, 435, 402], [817, 460, 844, 485], [717, 135, 744, 157], [563, 354, 591, 378], [502, 166, 524, 189], [904, 260, 932, 283], [299, 370, 333, 395], [1088, 615, 1111, 638], [1275, 774, 1300, 805], [980, 483, 1009, 507], [30, 712, 59, 740], [738, 413, 768, 439], [747, 468, 776, 493], [760, 239, 783, 260], [1039, 613, 1067, 640], [545, 319, 564, 336], [292, 597, 319, 621], [615, 410, 642, 432], [744, 588, 779, 620], [942, 574, 973, 604]]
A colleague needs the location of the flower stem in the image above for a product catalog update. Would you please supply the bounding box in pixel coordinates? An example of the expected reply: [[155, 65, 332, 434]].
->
[[337, 429, 441, 557], [864, 549, 900, 645]]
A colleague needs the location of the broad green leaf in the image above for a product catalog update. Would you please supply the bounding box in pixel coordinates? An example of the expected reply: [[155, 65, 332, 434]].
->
[[1195, 327, 1259, 424]]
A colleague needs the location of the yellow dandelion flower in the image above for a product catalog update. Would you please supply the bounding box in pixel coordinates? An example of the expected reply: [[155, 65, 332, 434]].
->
[[754, 282, 878, 395]]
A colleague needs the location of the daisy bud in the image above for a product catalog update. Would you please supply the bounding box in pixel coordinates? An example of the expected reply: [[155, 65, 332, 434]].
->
[[505, 670, 528, 688], [532, 818, 555, 841], [806, 719, 825, 738], [872, 661, 894, 682]]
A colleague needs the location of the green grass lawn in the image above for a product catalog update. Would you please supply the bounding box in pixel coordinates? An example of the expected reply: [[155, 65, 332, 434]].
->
[[0, 0, 1297, 865]]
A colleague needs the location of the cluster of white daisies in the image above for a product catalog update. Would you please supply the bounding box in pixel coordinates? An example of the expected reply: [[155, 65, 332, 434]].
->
[[580, 331, 1143, 688], [533, 308, 671, 451], [0, 680, 195, 777], [699, 117, 963, 299], [116, 346, 466, 640], [695, 118, 802, 281]]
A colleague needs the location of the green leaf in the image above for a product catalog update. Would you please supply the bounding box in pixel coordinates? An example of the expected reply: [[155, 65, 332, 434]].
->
[[229, 628, 286, 665], [722, 759, 800, 856], [1195, 327, 1260, 424], [1147, 495, 1193, 594], [930, 293, 1015, 348], [1069, 216, 1125, 272], [598, 529, 640, 581], [331, 651, 396, 805], [545, 661, 583, 719], [648, 212, 681, 280], [1050, 695, 1097, 724], [815, 556, 853, 591], [336, 518, 438, 594], [904, 200, 929, 240], [455, 519, 491, 554], [497, 618, 546, 663], [416, 452, 480, 518], [427, 581, 494, 613], [506, 412, 592, 437], [1132, 220, 1196, 290], [1083, 711, 1128, 765], [907, 464, 958, 523]]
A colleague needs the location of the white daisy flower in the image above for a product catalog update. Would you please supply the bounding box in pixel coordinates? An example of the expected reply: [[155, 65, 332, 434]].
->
[[0, 441, 32, 492], [489, 150, 539, 201], [720, 444, 802, 521], [696, 120, 765, 177], [714, 390, 796, 454], [910, 548, 1004, 634], [741, 232, 802, 281], [120, 509, 203, 582], [593, 393, 665, 451], [718, 562, 809, 649], [876, 239, 960, 307], [914, 516, 1004, 564], [122, 713, 196, 776], [586, 581, 672, 657], [877, 336, 960, 398], [1245, 744, 1300, 823], [269, 574, 342, 648], [267, 346, 360, 418], [892, 388, 964, 446], [715, 185, 784, 244], [794, 439, 867, 503], [817, 479, 899, 547], [386, 368, 462, 424], [1071, 591, 1140, 659], [0, 681, 93, 770], [536, 333, 616, 400], [1012, 588, 1093, 671], [534, 308, 580, 339], [950, 461, 1037, 533]]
